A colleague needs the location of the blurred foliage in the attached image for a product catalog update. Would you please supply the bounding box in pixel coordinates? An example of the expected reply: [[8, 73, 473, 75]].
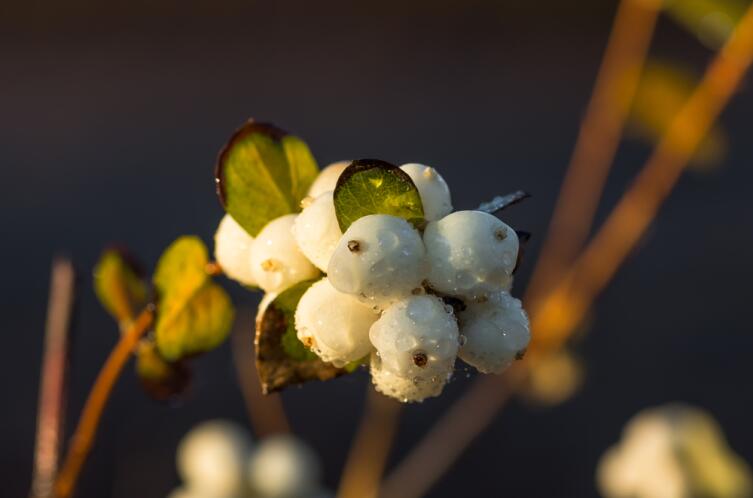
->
[[135, 339, 191, 401], [523, 350, 585, 406], [664, 0, 748, 49], [93, 248, 147, 327], [153, 236, 235, 361], [627, 59, 728, 172]]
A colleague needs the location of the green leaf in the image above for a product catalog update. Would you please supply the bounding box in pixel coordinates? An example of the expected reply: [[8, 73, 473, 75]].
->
[[135, 339, 191, 401], [93, 247, 147, 325], [153, 236, 235, 361], [215, 120, 319, 237], [333, 159, 425, 232], [255, 281, 346, 394]]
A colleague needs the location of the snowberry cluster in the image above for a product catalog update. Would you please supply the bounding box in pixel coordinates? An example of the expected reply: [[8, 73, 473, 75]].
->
[[215, 161, 530, 402], [171, 420, 331, 498]]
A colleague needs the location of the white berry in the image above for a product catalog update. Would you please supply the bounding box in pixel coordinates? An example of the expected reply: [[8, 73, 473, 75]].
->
[[176, 420, 252, 498], [399, 163, 453, 222], [370, 352, 449, 403], [307, 161, 349, 198], [214, 214, 257, 287], [295, 278, 377, 367], [292, 191, 342, 271], [250, 214, 320, 293], [328, 214, 426, 308], [369, 295, 458, 381], [424, 210, 518, 299], [248, 435, 321, 498], [458, 292, 530, 374]]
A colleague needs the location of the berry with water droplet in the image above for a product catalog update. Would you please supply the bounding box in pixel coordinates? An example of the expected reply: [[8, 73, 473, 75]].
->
[[458, 291, 530, 374], [328, 214, 426, 309], [424, 210, 518, 299]]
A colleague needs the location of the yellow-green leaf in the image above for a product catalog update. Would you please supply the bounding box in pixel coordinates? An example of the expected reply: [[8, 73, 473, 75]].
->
[[93, 247, 147, 325], [664, 0, 746, 49], [215, 120, 319, 237], [628, 60, 728, 171], [255, 281, 346, 394], [153, 236, 235, 361], [333, 159, 425, 232], [135, 339, 191, 400]]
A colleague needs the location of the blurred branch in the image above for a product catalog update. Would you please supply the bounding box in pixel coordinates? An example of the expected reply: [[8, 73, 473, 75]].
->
[[531, 0, 753, 351], [231, 312, 290, 437], [54, 308, 154, 498], [525, 0, 661, 308], [30, 258, 76, 498], [376, 366, 525, 498], [379, 2, 753, 496], [337, 389, 402, 498]]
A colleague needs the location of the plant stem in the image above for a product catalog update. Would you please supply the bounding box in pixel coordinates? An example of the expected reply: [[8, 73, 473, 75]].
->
[[531, 0, 753, 351], [337, 389, 402, 498], [376, 366, 525, 498], [525, 0, 661, 309], [231, 312, 291, 437], [53, 308, 154, 498], [379, 2, 753, 496], [30, 258, 76, 498]]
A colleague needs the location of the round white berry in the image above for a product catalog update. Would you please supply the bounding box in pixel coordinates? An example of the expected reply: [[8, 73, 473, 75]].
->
[[369, 295, 458, 381], [399, 163, 452, 221], [214, 214, 257, 287], [424, 210, 518, 298], [250, 214, 320, 293], [292, 191, 342, 271], [458, 292, 530, 374], [248, 435, 321, 498], [295, 278, 377, 367], [328, 214, 426, 308], [307, 161, 349, 198], [370, 352, 450, 403], [176, 420, 252, 498]]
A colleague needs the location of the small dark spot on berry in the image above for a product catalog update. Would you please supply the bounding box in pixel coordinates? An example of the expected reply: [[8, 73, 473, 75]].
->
[[412, 351, 428, 367], [347, 240, 361, 252], [515, 348, 527, 360]]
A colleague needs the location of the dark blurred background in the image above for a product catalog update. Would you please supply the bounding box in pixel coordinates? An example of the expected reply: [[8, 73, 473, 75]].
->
[[3, 1, 753, 496]]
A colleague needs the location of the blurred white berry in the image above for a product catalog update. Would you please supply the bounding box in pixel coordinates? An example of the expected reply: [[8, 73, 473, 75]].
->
[[369, 295, 458, 384], [292, 191, 342, 271], [176, 420, 252, 498], [307, 161, 349, 198], [214, 214, 257, 287], [424, 210, 518, 299], [458, 292, 530, 374], [250, 214, 320, 293], [328, 214, 426, 308], [370, 352, 449, 403], [248, 435, 321, 498], [295, 278, 377, 367], [399, 163, 452, 221]]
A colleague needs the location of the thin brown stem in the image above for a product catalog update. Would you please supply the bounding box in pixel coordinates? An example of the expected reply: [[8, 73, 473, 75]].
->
[[532, 0, 753, 351], [337, 389, 402, 498], [525, 0, 661, 308], [380, 3, 753, 495], [31, 259, 76, 498], [53, 308, 154, 498], [231, 311, 291, 437]]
